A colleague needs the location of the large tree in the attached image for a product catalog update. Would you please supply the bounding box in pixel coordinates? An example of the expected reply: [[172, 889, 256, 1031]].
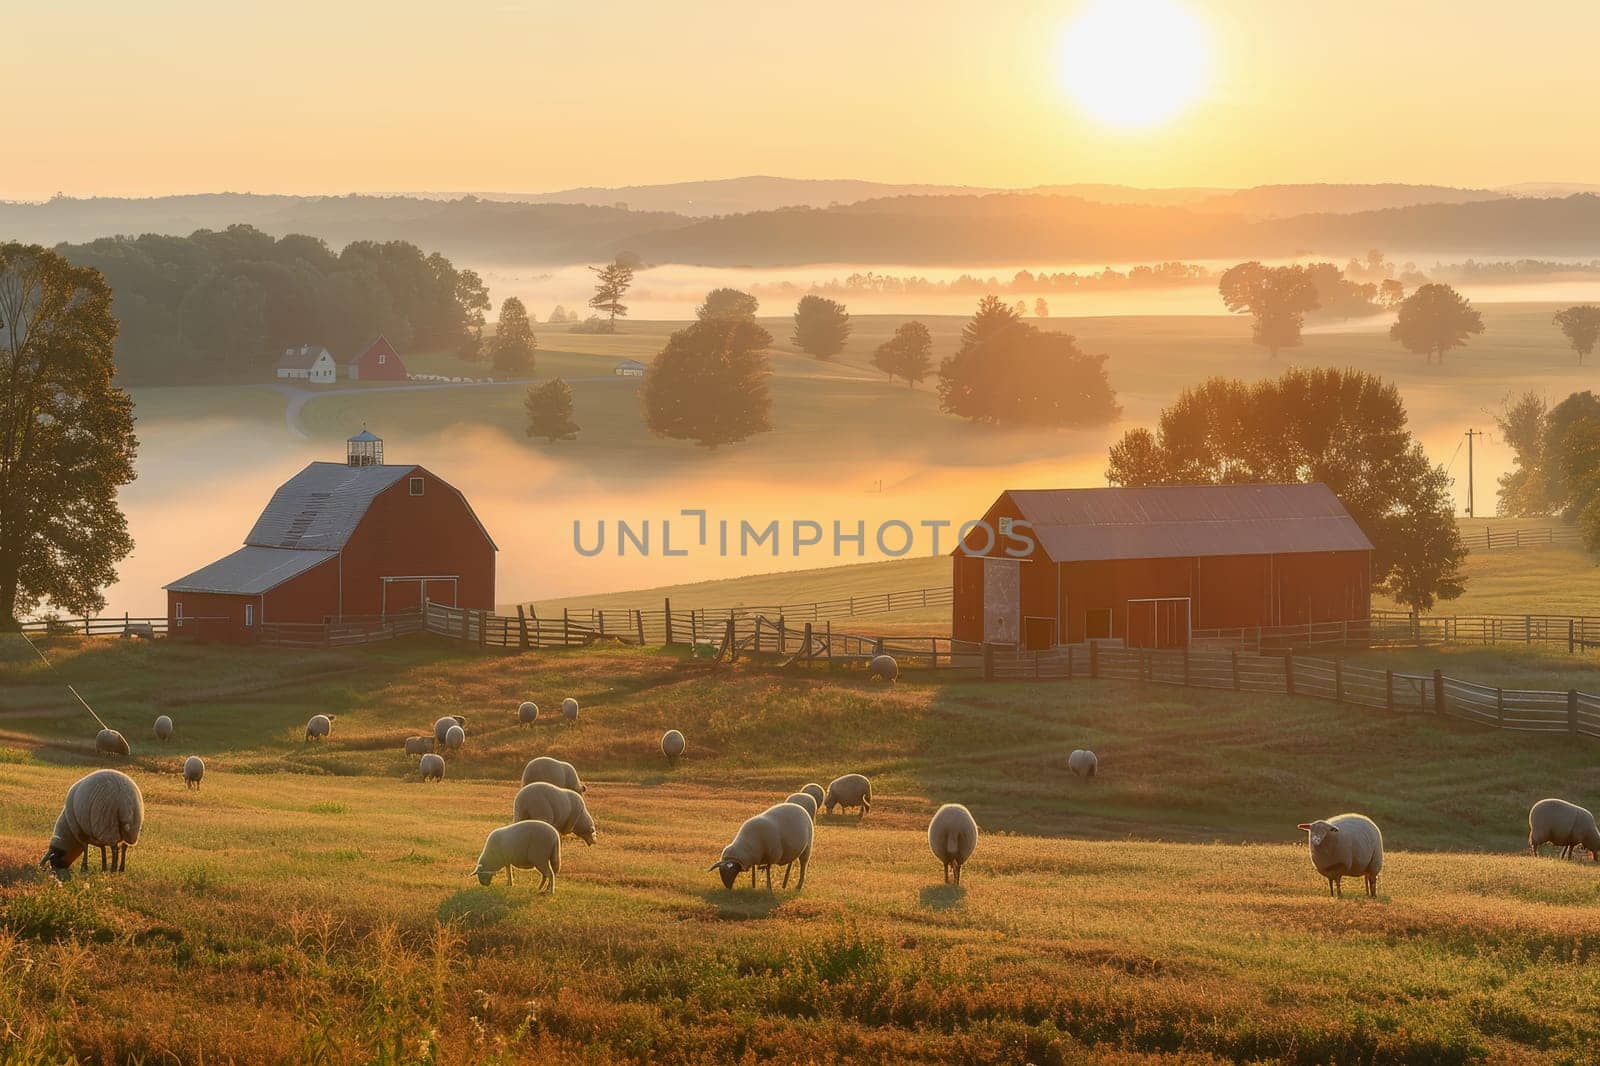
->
[[871, 320, 933, 387], [588, 259, 634, 332], [697, 288, 759, 321], [938, 302, 1119, 427], [641, 316, 773, 448], [0, 244, 137, 627], [1389, 282, 1484, 364], [524, 378, 579, 442], [1553, 305, 1600, 365], [1494, 391, 1553, 517], [791, 294, 851, 360], [1106, 366, 1466, 614], [490, 297, 538, 375], [1217, 261, 1320, 357]]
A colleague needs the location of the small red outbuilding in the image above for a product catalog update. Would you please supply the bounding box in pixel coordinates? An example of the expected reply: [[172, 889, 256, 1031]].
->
[[952, 483, 1373, 650], [345, 336, 408, 381], [165, 431, 495, 643]]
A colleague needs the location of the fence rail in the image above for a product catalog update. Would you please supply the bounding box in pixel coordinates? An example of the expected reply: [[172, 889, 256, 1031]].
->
[[1468, 524, 1583, 552]]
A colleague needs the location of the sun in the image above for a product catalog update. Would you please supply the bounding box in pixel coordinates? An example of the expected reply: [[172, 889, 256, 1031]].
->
[[1058, 0, 1210, 129]]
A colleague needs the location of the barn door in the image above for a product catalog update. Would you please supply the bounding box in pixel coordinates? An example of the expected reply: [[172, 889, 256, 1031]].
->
[[982, 558, 1020, 644], [1126, 598, 1191, 649]]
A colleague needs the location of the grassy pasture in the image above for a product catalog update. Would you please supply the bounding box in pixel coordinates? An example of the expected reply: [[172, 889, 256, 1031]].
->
[[4, 636, 1600, 1061]]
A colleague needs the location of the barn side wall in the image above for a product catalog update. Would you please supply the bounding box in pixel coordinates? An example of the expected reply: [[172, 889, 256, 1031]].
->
[[338, 467, 496, 614], [165, 590, 260, 645], [263, 556, 344, 623], [951, 493, 1054, 645]]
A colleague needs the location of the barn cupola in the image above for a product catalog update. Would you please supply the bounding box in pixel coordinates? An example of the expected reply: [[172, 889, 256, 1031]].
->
[[347, 428, 384, 467]]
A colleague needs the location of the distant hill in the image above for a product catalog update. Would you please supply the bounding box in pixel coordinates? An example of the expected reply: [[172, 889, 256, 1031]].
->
[[1186, 183, 1506, 218]]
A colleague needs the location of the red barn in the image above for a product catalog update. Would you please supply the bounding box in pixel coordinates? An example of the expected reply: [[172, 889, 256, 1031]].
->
[[952, 484, 1373, 650], [345, 336, 408, 381], [164, 431, 495, 643]]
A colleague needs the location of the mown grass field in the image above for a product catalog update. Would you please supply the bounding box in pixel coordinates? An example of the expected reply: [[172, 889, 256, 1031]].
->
[[4, 634, 1600, 1062]]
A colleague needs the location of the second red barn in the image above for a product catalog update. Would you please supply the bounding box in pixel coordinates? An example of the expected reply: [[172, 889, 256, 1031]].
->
[[344, 335, 408, 381]]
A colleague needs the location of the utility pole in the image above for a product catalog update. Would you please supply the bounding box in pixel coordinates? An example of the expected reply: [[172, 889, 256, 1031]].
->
[[1464, 428, 1485, 517]]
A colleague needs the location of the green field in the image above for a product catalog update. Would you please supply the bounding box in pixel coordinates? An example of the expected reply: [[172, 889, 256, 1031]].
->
[[4, 635, 1600, 1062]]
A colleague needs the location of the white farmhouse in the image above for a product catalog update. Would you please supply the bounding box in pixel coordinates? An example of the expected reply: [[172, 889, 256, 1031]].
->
[[276, 345, 337, 384]]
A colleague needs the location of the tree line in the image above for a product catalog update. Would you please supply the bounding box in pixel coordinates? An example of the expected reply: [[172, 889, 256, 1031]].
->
[[1495, 388, 1600, 551]]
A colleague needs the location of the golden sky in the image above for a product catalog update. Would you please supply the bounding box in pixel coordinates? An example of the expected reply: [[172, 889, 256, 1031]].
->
[[7, 0, 1598, 200]]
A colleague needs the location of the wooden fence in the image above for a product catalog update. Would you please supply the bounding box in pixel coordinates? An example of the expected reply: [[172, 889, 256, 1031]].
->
[[19, 614, 172, 639], [1468, 524, 1583, 552], [255, 611, 427, 648]]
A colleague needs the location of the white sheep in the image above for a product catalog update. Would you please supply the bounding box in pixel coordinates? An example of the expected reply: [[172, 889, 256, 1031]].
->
[[518, 701, 539, 727], [445, 723, 466, 751], [709, 802, 813, 891], [153, 715, 174, 742], [512, 782, 597, 845], [1297, 813, 1384, 898], [800, 783, 825, 810], [824, 773, 872, 817], [562, 697, 579, 722], [474, 819, 561, 892], [95, 728, 130, 757], [432, 715, 465, 745], [305, 714, 334, 741], [1067, 749, 1098, 779], [521, 756, 586, 793], [661, 729, 686, 765], [403, 736, 432, 756], [183, 756, 204, 791], [868, 654, 899, 682], [419, 753, 446, 782], [784, 791, 819, 821], [41, 769, 144, 874], [1529, 798, 1600, 861], [928, 803, 978, 884]]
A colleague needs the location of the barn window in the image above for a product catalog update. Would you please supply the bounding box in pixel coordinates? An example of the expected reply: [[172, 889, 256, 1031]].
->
[[998, 516, 1015, 535], [244, 604, 254, 627], [409, 477, 425, 496], [378, 352, 387, 365], [175, 602, 184, 626]]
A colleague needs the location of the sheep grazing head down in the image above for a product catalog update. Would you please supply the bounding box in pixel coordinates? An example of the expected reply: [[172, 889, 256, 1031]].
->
[[1298, 820, 1339, 849], [708, 859, 743, 890], [40, 843, 80, 873], [473, 863, 494, 887]]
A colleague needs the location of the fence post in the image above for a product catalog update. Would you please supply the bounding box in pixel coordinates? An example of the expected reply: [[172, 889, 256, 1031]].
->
[[477, 610, 486, 647], [1385, 670, 1394, 712], [516, 605, 529, 650], [1334, 658, 1343, 703], [1525, 614, 1531, 644], [825, 620, 833, 668], [636, 609, 646, 647], [598, 611, 606, 639], [690, 611, 698, 645], [1284, 648, 1295, 696], [1569, 690, 1579, 734], [724, 618, 736, 663], [1090, 640, 1100, 679], [802, 622, 814, 663], [1432, 669, 1444, 715], [982, 643, 995, 681], [664, 598, 674, 645], [1230, 649, 1239, 690], [873, 636, 885, 655], [1496, 687, 1505, 726], [1569, 618, 1576, 654]]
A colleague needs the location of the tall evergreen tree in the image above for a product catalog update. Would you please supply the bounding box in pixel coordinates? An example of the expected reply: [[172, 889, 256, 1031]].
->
[[491, 297, 538, 374], [588, 259, 634, 332]]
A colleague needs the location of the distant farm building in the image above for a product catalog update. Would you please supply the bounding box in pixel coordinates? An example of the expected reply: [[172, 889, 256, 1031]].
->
[[952, 484, 1373, 650], [614, 359, 646, 377], [165, 431, 496, 643], [345, 335, 408, 381], [276, 344, 337, 384]]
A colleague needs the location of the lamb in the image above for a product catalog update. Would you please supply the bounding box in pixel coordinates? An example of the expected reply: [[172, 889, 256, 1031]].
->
[[928, 803, 978, 884], [1068, 749, 1098, 779], [709, 802, 813, 891], [518, 702, 539, 727], [419, 753, 446, 782], [403, 736, 433, 756], [800, 783, 825, 810], [561, 697, 579, 721], [432, 716, 464, 745], [183, 756, 204, 791], [41, 769, 144, 874], [521, 756, 586, 793], [305, 714, 334, 741], [1528, 798, 1600, 861], [153, 715, 174, 742], [868, 654, 899, 682], [473, 819, 561, 892], [784, 791, 819, 821], [445, 724, 466, 751], [512, 782, 597, 845], [95, 728, 131, 757], [1297, 813, 1384, 898], [661, 729, 686, 765], [823, 773, 872, 817]]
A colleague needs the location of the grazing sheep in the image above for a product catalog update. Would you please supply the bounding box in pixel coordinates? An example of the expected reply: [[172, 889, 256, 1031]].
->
[[562, 697, 579, 722], [305, 714, 334, 741], [868, 654, 899, 682], [445, 724, 466, 751], [824, 773, 872, 817], [785, 792, 819, 821], [183, 756, 204, 791], [928, 803, 979, 884], [709, 802, 814, 891], [1297, 813, 1384, 898], [403, 736, 433, 756], [419, 753, 446, 782], [800, 783, 825, 810], [521, 756, 586, 793], [1529, 798, 1600, 861], [518, 702, 539, 727], [1068, 749, 1098, 779], [153, 715, 174, 742], [512, 782, 597, 845], [474, 819, 561, 892], [661, 729, 686, 765], [95, 728, 131, 757], [41, 769, 144, 874], [432, 716, 458, 745]]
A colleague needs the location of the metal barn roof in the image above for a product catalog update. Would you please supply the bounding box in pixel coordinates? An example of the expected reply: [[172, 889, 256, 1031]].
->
[[1003, 483, 1374, 562], [164, 546, 334, 595], [244, 461, 415, 551]]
